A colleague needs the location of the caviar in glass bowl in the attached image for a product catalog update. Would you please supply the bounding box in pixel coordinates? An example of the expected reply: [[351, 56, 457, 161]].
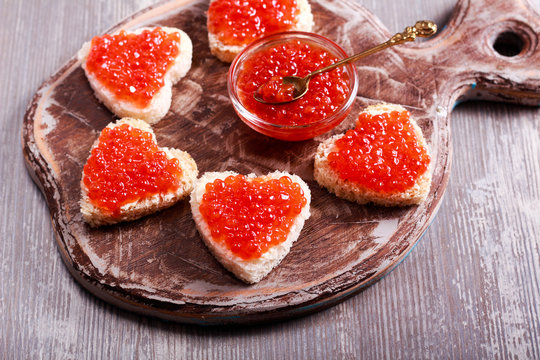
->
[[228, 32, 358, 141]]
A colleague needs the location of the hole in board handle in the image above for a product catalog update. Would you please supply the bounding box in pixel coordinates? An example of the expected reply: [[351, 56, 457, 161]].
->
[[493, 31, 525, 57]]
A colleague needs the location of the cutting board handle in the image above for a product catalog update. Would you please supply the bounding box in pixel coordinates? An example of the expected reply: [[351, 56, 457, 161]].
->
[[417, 0, 540, 107]]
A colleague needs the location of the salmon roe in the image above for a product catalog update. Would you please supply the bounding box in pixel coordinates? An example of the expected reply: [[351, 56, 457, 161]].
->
[[257, 76, 296, 103], [237, 40, 350, 126], [85, 28, 181, 108], [328, 111, 430, 193], [199, 175, 307, 260], [208, 0, 299, 46], [83, 124, 183, 216]]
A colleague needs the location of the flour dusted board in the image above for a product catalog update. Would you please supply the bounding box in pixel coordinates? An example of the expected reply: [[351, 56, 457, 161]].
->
[[22, 0, 540, 324]]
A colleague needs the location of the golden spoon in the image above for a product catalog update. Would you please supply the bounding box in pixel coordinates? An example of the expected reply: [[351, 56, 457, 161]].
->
[[254, 20, 437, 104]]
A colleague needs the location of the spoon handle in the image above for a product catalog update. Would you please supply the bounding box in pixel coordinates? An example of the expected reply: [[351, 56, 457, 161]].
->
[[307, 20, 437, 78]]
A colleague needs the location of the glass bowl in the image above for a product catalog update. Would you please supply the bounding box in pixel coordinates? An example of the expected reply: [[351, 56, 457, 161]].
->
[[228, 31, 358, 141]]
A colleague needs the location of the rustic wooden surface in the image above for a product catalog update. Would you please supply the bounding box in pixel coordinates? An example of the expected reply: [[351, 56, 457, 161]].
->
[[21, 0, 458, 324], [2, 0, 540, 357]]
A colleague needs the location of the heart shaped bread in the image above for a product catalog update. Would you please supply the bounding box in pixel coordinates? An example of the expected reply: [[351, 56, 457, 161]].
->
[[207, 0, 314, 62], [80, 118, 198, 227], [315, 103, 432, 206], [78, 26, 192, 124], [190, 171, 311, 284]]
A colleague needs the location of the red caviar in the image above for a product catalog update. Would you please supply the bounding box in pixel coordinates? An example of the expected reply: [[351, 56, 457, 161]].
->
[[237, 40, 350, 126], [83, 124, 183, 216], [328, 111, 430, 193], [256, 76, 295, 103], [208, 0, 299, 46], [199, 175, 307, 260], [85, 28, 180, 108]]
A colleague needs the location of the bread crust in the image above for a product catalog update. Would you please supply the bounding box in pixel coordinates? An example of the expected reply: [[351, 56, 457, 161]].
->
[[207, 0, 314, 63], [80, 118, 198, 227], [78, 27, 193, 124], [190, 171, 311, 284], [314, 104, 432, 207]]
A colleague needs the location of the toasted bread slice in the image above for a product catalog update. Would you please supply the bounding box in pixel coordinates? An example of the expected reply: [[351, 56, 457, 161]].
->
[[207, 0, 314, 62], [81, 118, 198, 227], [190, 171, 311, 284], [78, 27, 192, 124], [314, 103, 432, 206]]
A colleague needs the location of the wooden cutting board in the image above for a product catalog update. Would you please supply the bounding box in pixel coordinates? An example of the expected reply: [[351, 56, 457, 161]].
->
[[22, 0, 540, 324]]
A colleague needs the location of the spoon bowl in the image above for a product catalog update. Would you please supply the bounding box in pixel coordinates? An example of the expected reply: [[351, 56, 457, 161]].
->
[[254, 76, 310, 105]]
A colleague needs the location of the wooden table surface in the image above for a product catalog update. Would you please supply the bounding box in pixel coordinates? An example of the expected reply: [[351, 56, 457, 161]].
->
[[2, 0, 539, 358]]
